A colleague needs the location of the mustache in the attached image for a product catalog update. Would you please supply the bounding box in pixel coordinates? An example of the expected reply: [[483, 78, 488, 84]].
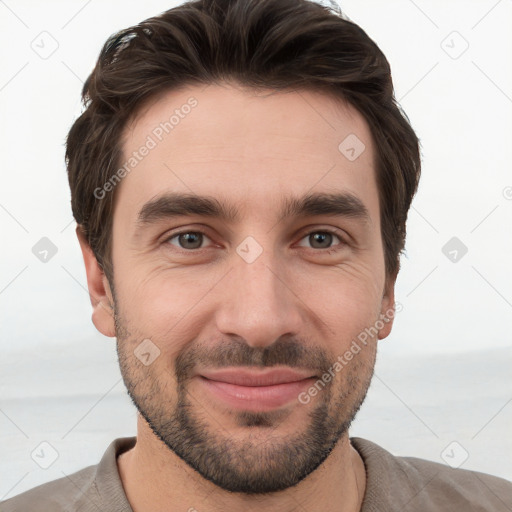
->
[[174, 335, 331, 382]]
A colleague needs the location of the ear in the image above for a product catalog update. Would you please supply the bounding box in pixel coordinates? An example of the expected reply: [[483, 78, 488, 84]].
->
[[378, 272, 397, 340], [76, 226, 116, 338]]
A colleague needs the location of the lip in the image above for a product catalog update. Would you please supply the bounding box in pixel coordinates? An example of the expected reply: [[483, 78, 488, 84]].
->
[[199, 368, 317, 386], [196, 368, 317, 412]]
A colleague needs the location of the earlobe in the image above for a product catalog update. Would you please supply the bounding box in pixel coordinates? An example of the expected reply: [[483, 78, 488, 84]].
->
[[76, 227, 116, 338]]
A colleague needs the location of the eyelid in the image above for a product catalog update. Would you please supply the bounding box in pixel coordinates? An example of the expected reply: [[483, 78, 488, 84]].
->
[[163, 227, 215, 250], [295, 227, 347, 249], [163, 225, 349, 251]]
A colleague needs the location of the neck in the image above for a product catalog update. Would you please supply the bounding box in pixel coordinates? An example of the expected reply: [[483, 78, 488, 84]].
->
[[117, 415, 366, 512]]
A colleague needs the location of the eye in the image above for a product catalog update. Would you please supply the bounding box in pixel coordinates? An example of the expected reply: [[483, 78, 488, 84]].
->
[[296, 229, 345, 250], [163, 228, 346, 252], [165, 231, 213, 250]]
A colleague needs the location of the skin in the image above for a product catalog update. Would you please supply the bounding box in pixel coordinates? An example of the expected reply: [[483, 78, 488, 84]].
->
[[78, 81, 396, 512]]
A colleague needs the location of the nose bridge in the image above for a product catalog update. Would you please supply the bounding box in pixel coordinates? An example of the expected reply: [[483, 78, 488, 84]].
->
[[237, 252, 283, 307], [214, 240, 303, 348]]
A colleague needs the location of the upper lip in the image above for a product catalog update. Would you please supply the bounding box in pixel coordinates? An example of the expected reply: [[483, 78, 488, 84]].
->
[[199, 368, 317, 387]]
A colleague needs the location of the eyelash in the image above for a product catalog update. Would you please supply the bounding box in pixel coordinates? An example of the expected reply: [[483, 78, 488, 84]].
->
[[163, 228, 347, 252]]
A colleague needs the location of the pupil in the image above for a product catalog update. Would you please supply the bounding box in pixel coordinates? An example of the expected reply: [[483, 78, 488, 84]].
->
[[177, 232, 332, 250], [181, 233, 202, 249], [312, 232, 331, 248]]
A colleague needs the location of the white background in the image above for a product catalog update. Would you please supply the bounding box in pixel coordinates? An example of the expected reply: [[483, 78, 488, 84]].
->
[[0, 0, 511, 500]]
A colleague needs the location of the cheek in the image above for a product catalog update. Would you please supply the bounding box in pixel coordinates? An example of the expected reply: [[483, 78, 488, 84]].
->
[[115, 267, 219, 356], [295, 261, 383, 331], [115, 264, 190, 320]]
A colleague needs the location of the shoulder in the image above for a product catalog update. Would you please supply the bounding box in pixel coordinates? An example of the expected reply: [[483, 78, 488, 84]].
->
[[0, 436, 135, 512], [400, 453, 512, 510], [350, 437, 512, 511], [0, 464, 99, 512]]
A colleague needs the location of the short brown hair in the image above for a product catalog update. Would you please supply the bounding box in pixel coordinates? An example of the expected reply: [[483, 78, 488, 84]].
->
[[66, 0, 421, 283]]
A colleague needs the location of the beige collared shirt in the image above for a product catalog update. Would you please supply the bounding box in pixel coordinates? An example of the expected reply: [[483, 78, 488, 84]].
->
[[1, 436, 511, 511]]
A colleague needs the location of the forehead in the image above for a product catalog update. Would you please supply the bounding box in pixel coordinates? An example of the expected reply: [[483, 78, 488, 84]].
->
[[115, 82, 378, 225]]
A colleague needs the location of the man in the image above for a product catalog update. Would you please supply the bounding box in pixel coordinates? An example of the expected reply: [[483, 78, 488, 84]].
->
[[2, 0, 511, 511]]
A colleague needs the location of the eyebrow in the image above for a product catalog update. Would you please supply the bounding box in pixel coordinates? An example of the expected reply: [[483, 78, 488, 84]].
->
[[135, 191, 371, 229]]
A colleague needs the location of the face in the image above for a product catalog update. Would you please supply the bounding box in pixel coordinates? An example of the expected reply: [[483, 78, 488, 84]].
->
[[85, 82, 396, 494]]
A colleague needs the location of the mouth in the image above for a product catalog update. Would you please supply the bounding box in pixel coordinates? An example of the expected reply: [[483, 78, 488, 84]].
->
[[196, 367, 318, 412]]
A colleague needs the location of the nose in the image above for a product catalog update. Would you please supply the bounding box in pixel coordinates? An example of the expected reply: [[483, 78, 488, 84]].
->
[[214, 248, 305, 349]]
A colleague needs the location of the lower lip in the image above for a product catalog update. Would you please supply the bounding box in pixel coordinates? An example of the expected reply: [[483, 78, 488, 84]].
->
[[197, 376, 316, 412]]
